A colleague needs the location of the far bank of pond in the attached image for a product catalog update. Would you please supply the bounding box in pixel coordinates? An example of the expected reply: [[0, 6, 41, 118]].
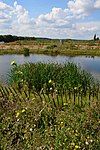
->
[[0, 54, 100, 83]]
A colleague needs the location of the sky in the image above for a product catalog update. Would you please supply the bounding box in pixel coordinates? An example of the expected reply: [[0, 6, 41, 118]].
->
[[0, 0, 100, 39]]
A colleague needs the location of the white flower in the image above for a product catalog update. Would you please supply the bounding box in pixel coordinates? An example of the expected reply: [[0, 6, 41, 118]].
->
[[11, 61, 17, 66], [90, 139, 93, 143], [30, 128, 32, 132], [85, 141, 89, 145], [50, 87, 52, 90]]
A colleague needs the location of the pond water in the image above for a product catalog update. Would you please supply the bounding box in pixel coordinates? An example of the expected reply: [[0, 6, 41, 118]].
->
[[0, 54, 100, 83]]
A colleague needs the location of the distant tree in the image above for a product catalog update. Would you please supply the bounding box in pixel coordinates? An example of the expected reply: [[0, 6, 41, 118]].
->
[[94, 34, 96, 40], [97, 37, 99, 40]]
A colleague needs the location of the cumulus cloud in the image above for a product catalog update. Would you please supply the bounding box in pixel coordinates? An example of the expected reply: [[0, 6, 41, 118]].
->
[[67, 0, 94, 18], [94, 0, 100, 9], [35, 7, 71, 28], [0, 1, 100, 39]]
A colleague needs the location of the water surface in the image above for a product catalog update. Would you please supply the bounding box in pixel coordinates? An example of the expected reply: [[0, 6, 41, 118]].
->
[[0, 54, 100, 83]]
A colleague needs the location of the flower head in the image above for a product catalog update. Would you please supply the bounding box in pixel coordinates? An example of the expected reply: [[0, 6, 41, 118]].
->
[[22, 109, 25, 113], [11, 61, 17, 66], [75, 145, 79, 149], [16, 112, 20, 118], [49, 79, 52, 83], [30, 128, 33, 132]]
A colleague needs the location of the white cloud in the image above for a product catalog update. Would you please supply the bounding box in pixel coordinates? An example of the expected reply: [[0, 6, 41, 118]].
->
[[68, 0, 94, 18], [13, 1, 31, 24], [35, 7, 71, 28], [94, 0, 100, 9], [0, 1, 100, 39], [0, 1, 12, 10]]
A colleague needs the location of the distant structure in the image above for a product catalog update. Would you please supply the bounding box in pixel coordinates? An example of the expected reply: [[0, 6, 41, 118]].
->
[[94, 34, 99, 41]]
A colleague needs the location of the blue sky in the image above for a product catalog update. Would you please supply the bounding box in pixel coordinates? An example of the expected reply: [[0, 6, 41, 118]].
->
[[0, 0, 100, 39], [3, 0, 67, 17]]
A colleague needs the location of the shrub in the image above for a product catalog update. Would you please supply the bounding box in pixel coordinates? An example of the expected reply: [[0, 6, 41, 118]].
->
[[23, 48, 30, 56], [46, 44, 57, 49]]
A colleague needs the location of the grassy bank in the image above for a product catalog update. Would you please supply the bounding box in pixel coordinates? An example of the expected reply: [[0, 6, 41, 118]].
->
[[0, 39, 100, 56], [0, 84, 100, 149]]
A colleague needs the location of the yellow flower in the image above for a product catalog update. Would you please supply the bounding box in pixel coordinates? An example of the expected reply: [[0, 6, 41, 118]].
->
[[22, 109, 25, 113], [49, 79, 52, 83], [16, 112, 20, 118], [75, 145, 79, 149]]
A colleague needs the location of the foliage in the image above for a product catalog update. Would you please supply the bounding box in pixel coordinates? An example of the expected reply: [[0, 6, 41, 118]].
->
[[0, 84, 100, 150], [9, 62, 96, 93], [23, 48, 30, 56], [46, 44, 57, 49], [0, 35, 35, 43]]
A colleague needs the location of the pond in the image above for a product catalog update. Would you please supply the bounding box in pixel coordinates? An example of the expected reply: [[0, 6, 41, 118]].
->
[[0, 54, 100, 84]]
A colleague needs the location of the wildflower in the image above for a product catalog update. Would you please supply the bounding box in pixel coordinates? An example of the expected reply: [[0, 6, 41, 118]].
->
[[49, 79, 52, 83], [74, 87, 77, 90], [50, 87, 52, 90], [64, 103, 67, 106], [11, 61, 17, 66], [16, 112, 20, 118], [75, 145, 79, 149], [22, 109, 25, 113], [85, 141, 89, 145], [71, 142, 75, 146], [90, 139, 93, 143], [30, 128, 32, 132], [17, 71, 23, 75]]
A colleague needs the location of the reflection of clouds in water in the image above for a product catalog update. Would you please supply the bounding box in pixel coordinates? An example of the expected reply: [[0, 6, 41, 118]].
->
[[0, 54, 100, 83]]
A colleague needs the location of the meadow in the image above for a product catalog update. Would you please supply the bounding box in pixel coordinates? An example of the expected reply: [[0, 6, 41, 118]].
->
[[0, 39, 100, 56], [0, 62, 100, 149]]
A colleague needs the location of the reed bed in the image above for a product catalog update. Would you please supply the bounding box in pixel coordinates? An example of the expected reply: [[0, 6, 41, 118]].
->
[[9, 62, 97, 93]]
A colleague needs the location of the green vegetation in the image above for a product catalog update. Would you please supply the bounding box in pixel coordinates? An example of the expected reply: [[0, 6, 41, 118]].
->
[[0, 62, 100, 149], [0, 35, 35, 43], [0, 38, 100, 56], [23, 48, 30, 56], [0, 84, 100, 149], [9, 62, 97, 93]]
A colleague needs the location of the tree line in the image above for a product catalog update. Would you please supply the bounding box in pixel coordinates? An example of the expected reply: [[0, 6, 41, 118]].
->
[[0, 35, 35, 43]]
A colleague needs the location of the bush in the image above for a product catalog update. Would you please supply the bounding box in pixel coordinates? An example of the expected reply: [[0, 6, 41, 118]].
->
[[46, 44, 57, 49], [23, 48, 30, 56]]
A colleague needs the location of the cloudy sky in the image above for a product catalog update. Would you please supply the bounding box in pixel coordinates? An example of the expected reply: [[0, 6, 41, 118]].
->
[[0, 0, 100, 39]]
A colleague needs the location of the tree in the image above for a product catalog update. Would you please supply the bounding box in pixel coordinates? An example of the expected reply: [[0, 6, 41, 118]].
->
[[94, 34, 96, 40]]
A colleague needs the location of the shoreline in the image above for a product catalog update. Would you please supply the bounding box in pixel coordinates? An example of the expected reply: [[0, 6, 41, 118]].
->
[[0, 48, 100, 56]]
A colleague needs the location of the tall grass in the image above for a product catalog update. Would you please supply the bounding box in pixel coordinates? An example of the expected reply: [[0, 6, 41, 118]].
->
[[9, 62, 97, 93]]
